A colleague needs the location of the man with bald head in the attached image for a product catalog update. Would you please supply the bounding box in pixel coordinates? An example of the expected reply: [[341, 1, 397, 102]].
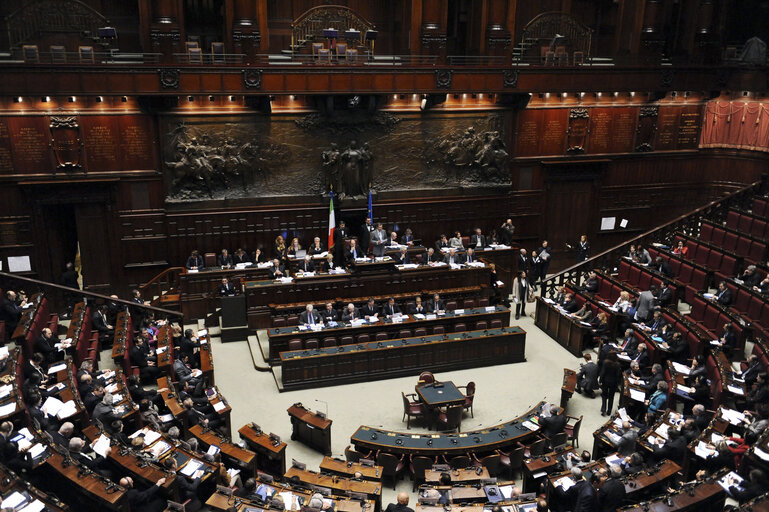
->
[[35, 327, 59, 365], [385, 492, 414, 512], [121, 475, 167, 512]]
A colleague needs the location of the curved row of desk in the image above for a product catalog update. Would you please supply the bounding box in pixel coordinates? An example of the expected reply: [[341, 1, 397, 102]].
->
[[351, 402, 546, 457]]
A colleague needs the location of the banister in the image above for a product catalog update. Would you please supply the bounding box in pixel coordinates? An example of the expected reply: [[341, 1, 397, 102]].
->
[[540, 177, 768, 298], [0, 271, 182, 318]]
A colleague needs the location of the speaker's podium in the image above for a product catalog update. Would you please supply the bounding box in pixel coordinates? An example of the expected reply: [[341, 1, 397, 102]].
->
[[220, 295, 248, 343]]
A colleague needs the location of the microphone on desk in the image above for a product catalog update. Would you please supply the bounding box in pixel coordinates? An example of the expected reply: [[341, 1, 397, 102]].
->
[[314, 398, 329, 417]]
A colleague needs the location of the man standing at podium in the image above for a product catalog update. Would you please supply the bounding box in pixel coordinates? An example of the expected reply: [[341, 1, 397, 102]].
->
[[218, 277, 237, 296]]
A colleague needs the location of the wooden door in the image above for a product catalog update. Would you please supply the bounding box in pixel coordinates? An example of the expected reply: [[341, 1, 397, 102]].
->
[[75, 203, 113, 293]]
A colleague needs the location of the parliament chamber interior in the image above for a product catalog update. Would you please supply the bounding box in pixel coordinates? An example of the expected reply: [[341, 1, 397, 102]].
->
[[2, 0, 769, 511]]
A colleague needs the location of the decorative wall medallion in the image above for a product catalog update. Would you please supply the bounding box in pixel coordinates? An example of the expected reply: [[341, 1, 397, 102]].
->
[[158, 68, 180, 89], [243, 69, 263, 89], [435, 69, 453, 89], [503, 69, 518, 88], [49, 116, 83, 171]]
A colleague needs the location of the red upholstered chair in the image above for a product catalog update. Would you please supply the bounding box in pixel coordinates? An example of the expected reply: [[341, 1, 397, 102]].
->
[[398, 329, 411, 339], [490, 319, 503, 329], [375, 332, 388, 341], [419, 371, 435, 384], [458, 381, 475, 417], [402, 392, 426, 429], [322, 337, 337, 347], [436, 405, 463, 432], [433, 326, 445, 335], [476, 321, 488, 330], [304, 338, 319, 349], [340, 335, 354, 346], [414, 327, 427, 337], [357, 334, 370, 343], [454, 323, 467, 332], [463, 299, 475, 309], [272, 317, 286, 327], [288, 339, 302, 351], [376, 451, 407, 490]]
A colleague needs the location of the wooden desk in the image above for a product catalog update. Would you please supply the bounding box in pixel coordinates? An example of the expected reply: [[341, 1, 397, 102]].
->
[[535, 298, 592, 357], [523, 446, 575, 492], [268, 305, 510, 363], [245, 265, 495, 329], [11, 293, 44, 340], [43, 450, 128, 511], [416, 504, 486, 512], [280, 326, 526, 390], [288, 404, 332, 455], [111, 311, 133, 366], [319, 456, 383, 481], [205, 481, 375, 512], [238, 423, 288, 476], [352, 402, 545, 457], [179, 265, 271, 321], [157, 376, 186, 423], [66, 301, 92, 362], [416, 381, 465, 408], [618, 477, 724, 512], [560, 369, 577, 409], [425, 467, 490, 483], [82, 425, 178, 499], [284, 466, 381, 509], [0, 463, 68, 511], [189, 424, 257, 477], [0, 349, 26, 424]]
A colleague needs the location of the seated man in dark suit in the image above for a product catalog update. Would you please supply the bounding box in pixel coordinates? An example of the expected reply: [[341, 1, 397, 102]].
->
[[435, 234, 450, 252], [341, 303, 361, 322], [268, 259, 288, 279], [360, 298, 379, 319], [217, 277, 237, 296], [426, 293, 446, 314], [233, 248, 250, 265], [217, 248, 233, 268], [645, 311, 666, 333], [597, 465, 627, 512], [382, 297, 401, 318], [656, 281, 673, 308], [654, 257, 674, 278], [130, 336, 159, 382], [91, 305, 114, 344], [400, 228, 416, 246], [464, 247, 477, 264], [185, 250, 204, 270], [583, 271, 599, 293], [561, 294, 580, 314], [385, 492, 414, 512], [299, 304, 321, 326], [539, 405, 567, 438], [297, 255, 316, 273], [347, 238, 365, 265], [69, 437, 113, 478], [423, 247, 440, 265], [470, 228, 486, 249], [651, 428, 687, 465], [395, 247, 410, 265], [409, 297, 427, 315], [35, 328, 60, 365], [714, 281, 732, 305], [308, 237, 325, 255], [719, 323, 737, 355], [443, 248, 461, 265], [121, 476, 168, 512], [321, 303, 338, 324]]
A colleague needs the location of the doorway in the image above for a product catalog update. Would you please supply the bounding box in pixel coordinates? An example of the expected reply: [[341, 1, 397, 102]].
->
[[41, 204, 79, 285]]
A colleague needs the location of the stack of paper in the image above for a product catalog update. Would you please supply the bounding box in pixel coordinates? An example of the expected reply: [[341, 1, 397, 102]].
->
[[213, 401, 227, 412], [180, 459, 203, 477], [554, 477, 576, 490], [629, 388, 646, 402], [47, 362, 67, 374], [671, 362, 691, 375], [0, 384, 13, 399], [91, 434, 112, 458], [694, 441, 717, 459], [56, 400, 78, 419], [521, 420, 539, 431], [721, 408, 746, 425], [29, 443, 47, 459]]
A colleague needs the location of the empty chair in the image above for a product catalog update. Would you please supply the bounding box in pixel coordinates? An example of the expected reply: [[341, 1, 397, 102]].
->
[[573, 51, 584, 65], [50, 45, 66, 63], [211, 42, 225, 63], [346, 48, 358, 62], [490, 319, 503, 329], [548, 432, 569, 450], [410, 455, 434, 491], [287, 315, 299, 326], [345, 444, 368, 463], [185, 41, 200, 50], [565, 415, 583, 447], [436, 405, 463, 432], [398, 329, 411, 339], [318, 48, 331, 62], [376, 452, 406, 490], [204, 252, 217, 267], [475, 321, 488, 330], [23, 45, 39, 63], [357, 334, 370, 343], [414, 327, 427, 337], [525, 438, 547, 457], [312, 43, 324, 58], [78, 46, 95, 63], [498, 444, 524, 479], [340, 335, 354, 346], [419, 371, 434, 384], [454, 323, 466, 332], [476, 454, 503, 478], [188, 47, 203, 63], [459, 381, 475, 417], [335, 42, 347, 60], [402, 392, 426, 429], [463, 299, 475, 309], [304, 339, 319, 350], [375, 332, 388, 341], [447, 453, 470, 469], [478, 298, 490, 308], [273, 317, 286, 327], [322, 337, 337, 347], [446, 301, 457, 311], [288, 339, 302, 351], [433, 326, 445, 335]]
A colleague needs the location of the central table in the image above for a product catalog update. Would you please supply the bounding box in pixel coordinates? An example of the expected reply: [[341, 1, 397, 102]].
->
[[416, 381, 465, 408]]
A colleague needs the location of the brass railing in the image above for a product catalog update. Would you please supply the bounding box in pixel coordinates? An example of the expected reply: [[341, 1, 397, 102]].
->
[[139, 267, 184, 304]]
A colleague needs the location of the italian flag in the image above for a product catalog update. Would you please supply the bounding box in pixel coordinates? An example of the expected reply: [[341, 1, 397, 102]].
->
[[328, 190, 336, 249]]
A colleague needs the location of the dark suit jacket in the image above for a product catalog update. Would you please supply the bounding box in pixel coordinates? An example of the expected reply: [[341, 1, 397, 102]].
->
[[309, 244, 325, 255], [657, 261, 674, 278], [562, 300, 580, 314], [400, 234, 415, 245], [716, 288, 732, 305], [347, 246, 365, 261], [443, 253, 462, 265], [321, 309, 338, 324], [409, 304, 427, 315], [584, 277, 599, 293], [268, 265, 287, 279], [470, 234, 486, 248], [426, 300, 445, 313], [657, 287, 673, 307], [298, 260, 316, 273], [218, 283, 237, 296], [540, 413, 567, 437], [127, 484, 166, 512], [35, 335, 57, 364], [92, 311, 111, 334], [298, 310, 321, 325], [517, 255, 529, 273], [217, 254, 233, 267], [129, 344, 150, 369], [382, 303, 401, 317], [556, 479, 598, 512], [185, 255, 204, 269], [598, 478, 627, 512], [384, 504, 414, 512], [423, 251, 440, 264], [341, 307, 360, 322], [395, 252, 410, 265], [178, 336, 201, 360], [360, 304, 379, 317]]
